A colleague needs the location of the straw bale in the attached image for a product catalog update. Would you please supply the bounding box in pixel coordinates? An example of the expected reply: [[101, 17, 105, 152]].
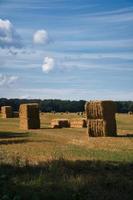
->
[[85, 100, 116, 120], [51, 119, 70, 128], [87, 119, 117, 137], [19, 103, 39, 119], [128, 111, 133, 115], [19, 103, 40, 130], [1, 106, 13, 118], [77, 112, 83, 115], [70, 118, 87, 128], [20, 118, 40, 130], [85, 100, 117, 137]]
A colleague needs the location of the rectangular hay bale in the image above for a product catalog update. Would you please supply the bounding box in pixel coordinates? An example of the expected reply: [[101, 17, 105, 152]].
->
[[19, 103, 40, 118], [19, 103, 40, 130], [51, 119, 70, 128], [87, 119, 117, 137], [70, 118, 87, 128], [1, 106, 13, 118], [20, 118, 40, 130], [85, 100, 116, 120]]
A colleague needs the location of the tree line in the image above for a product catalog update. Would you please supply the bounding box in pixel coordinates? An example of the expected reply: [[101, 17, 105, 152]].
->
[[0, 98, 133, 113]]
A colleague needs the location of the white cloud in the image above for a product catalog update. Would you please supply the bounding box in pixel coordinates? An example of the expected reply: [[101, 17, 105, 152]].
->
[[0, 19, 22, 48], [33, 30, 49, 44], [76, 7, 133, 23], [0, 74, 18, 87], [42, 57, 55, 73], [0, 47, 133, 71]]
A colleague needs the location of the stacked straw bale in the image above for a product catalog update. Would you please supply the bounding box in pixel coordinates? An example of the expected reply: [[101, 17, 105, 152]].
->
[[19, 103, 40, 130], [1, 106, 13, 118], [51, 119, 70, 128], [70, 118, 87, 128], [77, 112, 83, 116], [128, 111, 133, 115], [85, 101, 117, 137]]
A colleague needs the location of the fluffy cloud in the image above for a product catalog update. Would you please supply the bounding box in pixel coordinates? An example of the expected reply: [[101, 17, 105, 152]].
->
[[0, 19, 22, 49], [42, 57, 54, 73], [0, 74, 18, 87], [33, 30, 49, 44]]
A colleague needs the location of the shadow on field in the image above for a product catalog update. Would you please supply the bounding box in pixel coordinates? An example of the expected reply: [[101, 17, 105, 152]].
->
[[0, 139, 55, 145], [0, 159, 133, 200], [0, 139, 29, 145], [117, 134, 133, 137], [0, 131, 29, 139], [0, 131, 29, 145], [0, 131, 56, 145], [40, 127, 54, 130]]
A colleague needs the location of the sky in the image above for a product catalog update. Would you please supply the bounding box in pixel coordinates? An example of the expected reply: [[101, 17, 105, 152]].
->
[[0, 0, 133, 100]]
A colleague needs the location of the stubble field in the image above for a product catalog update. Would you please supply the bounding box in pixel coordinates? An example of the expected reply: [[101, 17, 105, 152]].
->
[[0, 113, 133, 200], [0, 113, 133, 164]]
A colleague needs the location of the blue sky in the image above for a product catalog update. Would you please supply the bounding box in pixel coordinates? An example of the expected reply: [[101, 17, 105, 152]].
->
[[0, 0, 133, 100]]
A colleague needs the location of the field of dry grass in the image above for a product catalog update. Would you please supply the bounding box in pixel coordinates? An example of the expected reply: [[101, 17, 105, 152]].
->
[[0, 113, 133, 164], [0, 113, 133, 200]]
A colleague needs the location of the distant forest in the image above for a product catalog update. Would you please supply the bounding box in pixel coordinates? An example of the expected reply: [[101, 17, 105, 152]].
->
[[0, 98, 133, 113]]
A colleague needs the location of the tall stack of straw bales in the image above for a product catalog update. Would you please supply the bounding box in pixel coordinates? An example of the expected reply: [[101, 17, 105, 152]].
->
[[70, 118, 87, 128], [51, 119, 70, 128], [19, 103, 40, 130], [85, 101, 117, 137], [1, 106, 13, 118], [128, 111, 133, 115]]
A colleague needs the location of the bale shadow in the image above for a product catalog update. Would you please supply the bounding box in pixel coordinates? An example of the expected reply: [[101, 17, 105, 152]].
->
[[0, 159, 133, 200], [117, 134, 133, 138], [0, 131, 29, 139], [0, 139, 55, 145], [40, 127, 53, 130], [0, 139, 29, 145], [0, 131, 30, 145], [0, 131, 55, 145]]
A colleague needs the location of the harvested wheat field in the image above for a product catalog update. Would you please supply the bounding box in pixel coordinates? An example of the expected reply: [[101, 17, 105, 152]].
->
[[0, 112, 133, 200], [0, 113, 132, 164]]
